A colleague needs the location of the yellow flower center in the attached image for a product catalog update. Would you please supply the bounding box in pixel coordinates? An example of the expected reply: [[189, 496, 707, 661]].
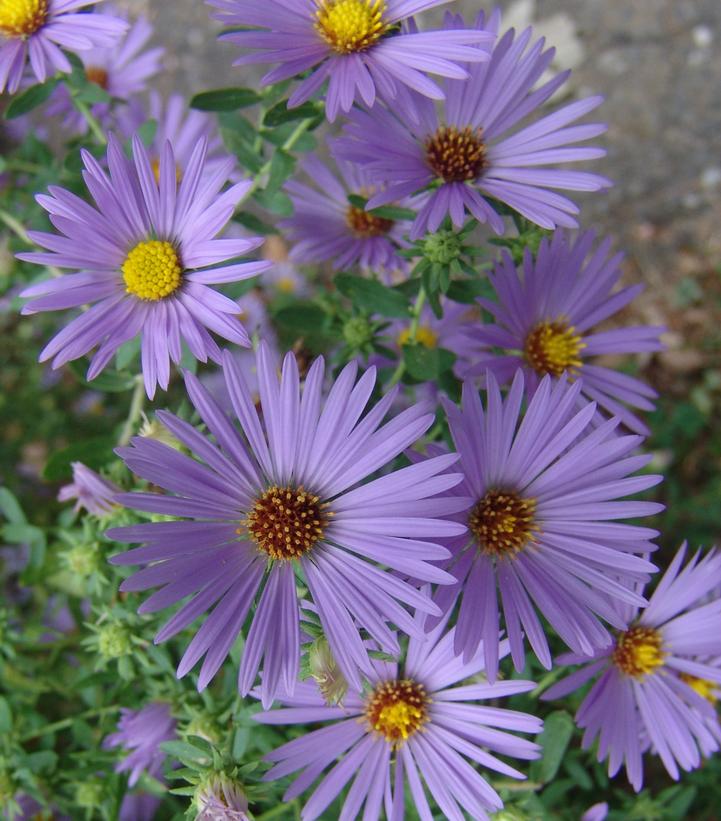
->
[[276, 276, 297, 294], [151, 157, 182, 185], [397, 325, 437, 349], [469, 489, 537, 558], [345, 203, 394, 238], [315, 0, 389, 54], [242, 485, 331, 560], [680, 673, 717, 703], [524, 320, 586, 378], [121, 240, 183, 301], [425, 125, 487, 183], [0, 0, 47, 37], [612, 626, 665, 679], [365, 679, 429, 746]]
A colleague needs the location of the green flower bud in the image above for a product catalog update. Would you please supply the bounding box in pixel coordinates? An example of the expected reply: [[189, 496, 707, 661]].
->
[[342, 316, 374, 350], [64, 543, 101, 577], [97, 623, 131, 659], [309, 637, 347, 705], [75, 781, 104, 809], [422, 229, 462, 265]]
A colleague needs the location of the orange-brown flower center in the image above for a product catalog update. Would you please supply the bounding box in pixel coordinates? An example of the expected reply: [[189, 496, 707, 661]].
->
[[612, 626, 665, 679], [365, 679, 429, 746], [469, 489, 537, 558], [242, 485, 330, 560], [85, 66, 109, 90], [425, 125, 487, 183], [345, 204, 394, 238]]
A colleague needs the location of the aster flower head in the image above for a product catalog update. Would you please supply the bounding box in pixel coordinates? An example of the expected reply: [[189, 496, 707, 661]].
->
[[336, 9, 611, 238], [196, 775, 249, 821], [543, 543, 721, 791], [207, 0, 495, 121], [433, 370, 663, 682], [19, 133, 269, 398], [256, 607, 542, 820], [282, 154, 414, 274], [103, 702, 176, 787], [456, 230, 665, 434], [45, 5, 164, 134], [57, 460, 120, 516], [0, 0, 128, 94], [107, 344, 467, 707]]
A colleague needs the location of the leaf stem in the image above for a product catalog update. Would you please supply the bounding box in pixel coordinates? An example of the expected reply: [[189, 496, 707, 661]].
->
[[20, 705, 117, 742], [118, 375, 146, 446], [71, 96, 107, 146], [386, 286, 427, 389], [243, 118, 313, 201]]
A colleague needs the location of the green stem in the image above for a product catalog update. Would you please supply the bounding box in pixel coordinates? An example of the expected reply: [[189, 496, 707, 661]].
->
[[118, 375, 146, 446], [0, 208, 31, 244], [256, 799, 300, 820], [243, 118, 313, 201], [386, 286, 428, 389], [72, 96, 107, 146], [4, 159, 45, 175], [20, 706, 117, 742]]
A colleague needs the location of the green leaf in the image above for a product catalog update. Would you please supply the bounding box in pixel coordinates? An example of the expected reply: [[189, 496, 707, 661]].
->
[[0, 697, 12, 733], [273, 304, 327, 337], [402, 345, 455, 381], [0, 487, 26, 524], [136, 119, 158, 146], [266, 149, 296, 194], [43, 437, 114, 482], [335, 273, 409, 318], [367, 204, 416, 221], [160, 741, 211, 768], [253, 188, 293, 217], [445, 277, 489, 304], [263, 99, 319, 127], [74, 83, 111, 105], [68, 360, 137, 392], [2, 523, 44, 547], [531, 710, 574, 784], [6, 79, 60, 119], [191, 88, 261, 112]]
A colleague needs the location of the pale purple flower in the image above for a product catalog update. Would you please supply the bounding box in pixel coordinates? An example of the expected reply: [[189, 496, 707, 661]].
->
[[282, 154, 413, 273], [431, 370, 663, 682], [45, 6, 164, 134], [107, 344, 466, 707], [196, 776, 250, 821], [336, 9, 610, 238], [19, 133, 269, 398], [57, 461, 120, 515], [582, 803, 609, 821], [543, 544, 721, 791], [256, 607, 541, 820], [207, 0, 494, 121], [103, 702, 176, 787], [455, 230, 665, 434], [0, 0, 127, 94], [264, 261, 311, 298]]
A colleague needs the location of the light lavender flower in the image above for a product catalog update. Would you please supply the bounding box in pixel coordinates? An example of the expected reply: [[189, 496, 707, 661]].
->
[[0, 0, 127, 94], [432, 370, 662, 682], [336, 9, 610, 238], [57, 461, 120, 516], [19, 133, 269, 398], [207, 0, 494, 121], [196, 775, 250, 821], [107, 345, 465, 707], [45, 5, 164, 134], [282, 154, 413, 273], [455, 230, 665, 434], [103, 701, 176, 787], [256, 607, 541, 820], [543, 543, 721, 791]]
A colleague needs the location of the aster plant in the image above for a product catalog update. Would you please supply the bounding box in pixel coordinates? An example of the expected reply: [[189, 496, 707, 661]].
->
[[543, 543, 721, 791]]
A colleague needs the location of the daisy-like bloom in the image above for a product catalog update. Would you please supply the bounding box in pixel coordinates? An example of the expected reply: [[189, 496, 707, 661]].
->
[[0, 0, 127, 94], [57, 460, 120, 516], [256, 607, 542, 820], [103, 702, 177, 787], [282, 154, 413, 273], [106, 345, 466, 707], [335, 9, 610, 238], [543, 543, 721, 791], [18, 133, 269, 398], [207, 0, 495, 122], [455, 230, 665, 434], [433, 370, 663, 682], [45, 5, 165, 134]]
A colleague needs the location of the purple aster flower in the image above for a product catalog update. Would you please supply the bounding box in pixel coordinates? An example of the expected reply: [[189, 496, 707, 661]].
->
[[455, 230, 665, 435], [582, 803, 609, 821], [196, 775, 250, 821], [207, 0, 494, 122], [106, 344, 466, 707], [264, 261, 311, 298], [335, 9, 611, 238], [432, 370, 663, 682], [282, 154, 413, 273], [543, 543, 721, 791], [119, 792, 162, 821], [256, 606, 542, 820], [0, 0, 127, 94], [18, 133, 269, 398], [45, 5, 164, 134], [103, 701, 176, 787], [57, 460, 120, 515]]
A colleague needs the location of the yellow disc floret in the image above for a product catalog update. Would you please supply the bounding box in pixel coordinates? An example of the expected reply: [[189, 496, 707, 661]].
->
[[524, 320, 585, 378], [315, 0, 389, 54], [397, 325, 438, 349], [469, 489, 537, 558], [612, 626, 665, 679], [365, 679, 429, 746], [122, 240, 183, 301], [0, 0, 48, 37], [680, 673, 718, 703]]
